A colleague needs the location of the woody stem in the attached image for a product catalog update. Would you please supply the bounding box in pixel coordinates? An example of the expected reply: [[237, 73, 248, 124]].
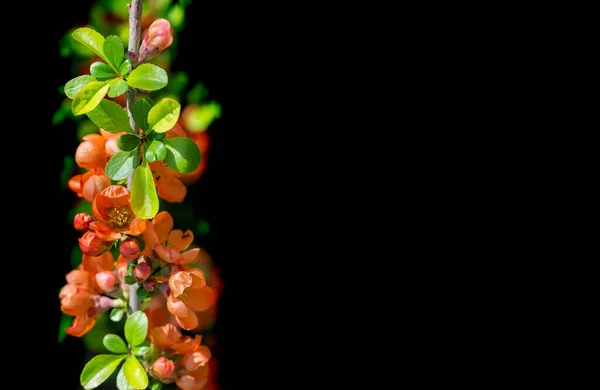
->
[[126, 0, 143, 315]]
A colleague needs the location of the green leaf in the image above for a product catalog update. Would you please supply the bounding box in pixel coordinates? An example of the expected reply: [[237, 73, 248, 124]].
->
[[80, 354, 127, 389], [132, 99, 153, 132], [164, 137, 201, 174], [106, 149, 138, 181], [131, 163, 159, 219], [103, 334, 129, 354], [58, 313, 72, 343], [90, 62, 117, 80], [147, 98, 181, 133], [86, 99, 133, 134], [103, 35, 124, 70], [124, 311, 148, 347], [127, 64, 168, 91], [108, 79, 128, 98], [120, 58, 132, 77], [72, 27, 111, 66], [149, 381, 163, 390], [144, 140, 167, 163], [64, 75, 96, 99], [136, 287, 149, 300], [72, 81, 110, 115], [117, 366, 136, 390], [123, 355, 149, 389], [110, 308, 124, 322], [118, 134, 141, 152], [132, 341, 151, 356], [184, 100, 222, 132], [124, 275, 136, 285]]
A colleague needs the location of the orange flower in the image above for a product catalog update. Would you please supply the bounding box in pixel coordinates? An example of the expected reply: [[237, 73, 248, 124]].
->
[[68, 168, 110, 203], [79, 231, 111, 257], [75, 134, 106, 171], [90, 185, 147, 241], [176, 365, 209, 390], [141, 211, 201, 266], [150, 356, 176, 384], [59, 269, 97, 337], [167, 269, 216, 330], [180, 344, 211, 372]]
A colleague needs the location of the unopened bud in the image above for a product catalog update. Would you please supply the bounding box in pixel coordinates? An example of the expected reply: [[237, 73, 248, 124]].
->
[[143, 277, 157, 291], [95, 271, 119, 293], [79, 231, 109, 257], [138, 18, 174, 63], [133, 261, 152, 282], [74, 213, 95, 231], [120, 238, 141, 261], [150, 356, 176, 384]]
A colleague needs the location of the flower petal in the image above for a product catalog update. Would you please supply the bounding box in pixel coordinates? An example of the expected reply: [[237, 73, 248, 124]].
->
[[179, 248, 200, 265], [168, 229, 194, 252], [175, 308, 198, 331], [167, 295, 188, 318], [89, 221, 122, 241], [157, 175, 187, 203], [184, 286, 216, 312], [126, 217, 147, 236]]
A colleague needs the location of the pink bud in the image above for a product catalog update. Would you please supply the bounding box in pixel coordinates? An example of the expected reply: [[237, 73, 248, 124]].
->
[[133, 261, 152, 282], [150, 356, 176, 383], [138, 18, 174, 63], [143, 277, 157, 291], [120, 238, 141, 261], [79, 231, 109, 257], [95, 271, 119, 293], [74, 213, 95, 231]]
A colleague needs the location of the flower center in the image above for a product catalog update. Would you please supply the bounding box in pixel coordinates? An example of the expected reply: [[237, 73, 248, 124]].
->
[[108, 207, 130, 228]]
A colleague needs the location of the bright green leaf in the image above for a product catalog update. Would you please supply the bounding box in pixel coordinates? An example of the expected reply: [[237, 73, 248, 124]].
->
[[65, 75, 96, 99], [131, 163, 159, 219], [124, 311, 148, 347], [127, 64, 168, 91], [184, 100, 222, 132], [144, 140, 167, 162], [132, 341, 151, 356], [72, 81, 110, 115], [148, 98, 180, 133], [120, 58, 132, 77], [124, 275, 136, 285], [116, 366, 136, 390], [149, 381, 163, 390], [103, 334, 129, 354], [104, 35, 124, 71], [90, 62, 117, 80], [136, 287, 149, 301], [80, 354, 127, 389], [118, 134, 141, 152], [164, 137, 201, 174], [123, 355, 149, 389], [132, 99, 153, 132], [86, 99, 133, 134], [110, 308, 124, 322], [72, 27, 111, 65], [106, 149, 138, 180], [108, 79, 128, 98]]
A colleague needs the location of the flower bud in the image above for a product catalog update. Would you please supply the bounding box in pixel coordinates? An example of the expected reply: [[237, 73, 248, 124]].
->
[[59, 284, 91, 315], [150, 356, 176, 384], [120, 238, 141, 261], [74, 213, 95, 231], [143, 277, 157, 291], [79, 231, 109, 257], [138, 18, 174, 63], [75, 134, 106, 170], [82, 174, 110, 203], [133, 261, 152, 282], [95, 271, 119, 293]]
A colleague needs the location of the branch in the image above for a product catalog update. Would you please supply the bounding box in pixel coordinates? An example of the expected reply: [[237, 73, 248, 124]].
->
[[126, 0, 143, 314]]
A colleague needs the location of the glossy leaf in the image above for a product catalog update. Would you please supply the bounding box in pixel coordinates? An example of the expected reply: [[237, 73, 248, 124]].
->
[[80, 354, 127, 389], [132, 99, 152, 132], [103, 334, 129, 354], [124, 275, 136, 285], [108, 79, 128, 98], [144, 139, 167, 163], [118, 134, 141, 152], [103, 35, 124, 70], [106, 150, 138, 181], [185, 100, 222, 132], [71, 27, 111, 66], [164, 137, 201, 174], [147, 98, 180, 133], [64, 75, 95, 99], [116, 366, 136, 390], [127, 64, 168, 91], [131, 163, 159, 219], [86, 99, 133, 134], [136, 287, 149, 300], [72, 81, 110, 115], [90, 62, 117, 80], [110, 308, 124, 322], [124, 310, 148, 347], [123, 355, 149, 389], [120, 58, 132, 77], [132, 341, 151, 356]]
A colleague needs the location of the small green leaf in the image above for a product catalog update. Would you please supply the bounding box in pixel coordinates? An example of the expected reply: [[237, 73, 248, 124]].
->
[[108, 79, 128, 98], [164, 137, 201, 174], [80, 354, 127, 389], [103, 334, 129, 354], [116, 366, 136, 390], [72, 27, 111, 66], [149, 381, 163, 390], [147, 98, 181, 133], [124, 275, 136, 285], [136, 287, 149, 300], [184, 100, 222, 132], [103, 35, 124, 71], [86, 99, 133, 134], [127, 64, 168, 91], [132, 341, 151, 356], [72, 81, 110, 115], [132, 99, 153, 132], [64, 75, 96, 99], [124, 311, 148, 347], [90, 62, 117, 80], [118, 134, 141, 152], [106, 150, 138, 181], [110, 308, 124, 322], [120, 58, 132, 77], [123, 355, 149, 389], [144, 140, 167, 162], [131, 163, 159, 219]]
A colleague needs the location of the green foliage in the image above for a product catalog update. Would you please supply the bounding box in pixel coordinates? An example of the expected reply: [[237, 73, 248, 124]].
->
[[110, 308, 125, 322], [90, 61, 117, 80], [144, 139, 167, 162], [131, 162, 159, 219], [118, 134, 141, 151], [164, 137, 201, 173], [124, 311, 148, 347], [123, 355, 149, 389], [106, 149, 138, 180], [132, 98, 153, 132], [127, 64, 168, 91], [58, 313, 72, 343], [103, 35, 125, 70], [72, 80, 110, 115], [86, 99, 134, 134], [80, 354, 127, 389], [64, 75, 96, 99], [186, 82, 208, 103], [120, 58, 133, 77], [109, 78, 128, 98], [103, 334, 129, 354], [60, 155, 75, 191], [136, 287, 150, 300], [132, 341, 151, 356], [185, 100, 222, 132], [147, 97, 180, 133], [117, 366, 137, 390], [71, 27, 114, 70]]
